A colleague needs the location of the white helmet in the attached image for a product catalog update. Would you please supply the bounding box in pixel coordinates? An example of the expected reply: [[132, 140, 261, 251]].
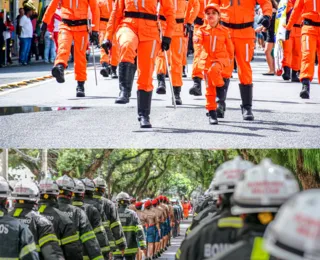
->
[[93, 177, 107, 189], [56, 175, 75, 192], [39, 178, 59, 195], [74, 178, 85, 194], [81, 178, 95, 191], [0, 176, 11, 198], [231, 159, 300, 215], [212, 156, 254, 195], [116, 192, 130, 202], [264, 189, 320, 260], [11, 180, 40, 201]]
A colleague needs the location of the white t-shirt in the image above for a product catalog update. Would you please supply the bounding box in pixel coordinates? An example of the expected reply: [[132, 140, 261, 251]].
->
[[19, 15, 33, 38]]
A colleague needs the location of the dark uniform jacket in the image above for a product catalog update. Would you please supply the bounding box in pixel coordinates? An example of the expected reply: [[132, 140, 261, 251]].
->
[[92, 195, 126, 252], [72, 199, 110, 257], [57, 197, 103, 260], [113, 206, 146, 256], [0, 207, 39, 260], [38, 200, 83, 259], [10, 203, 64, 260], [175, 208, 243, 260]]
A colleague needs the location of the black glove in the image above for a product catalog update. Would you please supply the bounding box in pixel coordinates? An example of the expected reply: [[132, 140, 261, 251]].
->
[[101, 39, 112, 54], [285, 30, 291, 40], [90, 31, 99, 46], [260, 15, 271, 28], [41, 22, 47, 32], [184, 23, 192, 37], [161, 36, 171, 51]]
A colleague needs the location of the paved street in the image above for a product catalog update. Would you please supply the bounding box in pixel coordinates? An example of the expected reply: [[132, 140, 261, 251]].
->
[[0, 52, 319, 148]]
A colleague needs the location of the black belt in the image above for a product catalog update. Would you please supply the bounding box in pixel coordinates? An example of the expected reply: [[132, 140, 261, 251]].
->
[[100, 17, 109, 22], [159, 15, 166, 21], [124, 11, 157, 21], [303, 18, 320, 27], [176, 18, 184, 24], [293, 24, 301, 28], [220, 21, 254, 29], [159, 16, 184, 24], [62, 18, 87, 26], [194, 16, 204, 25]]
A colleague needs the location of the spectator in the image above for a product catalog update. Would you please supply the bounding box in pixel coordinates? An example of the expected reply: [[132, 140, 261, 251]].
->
[[254, 6, 265, 49], [0, 12, 6, 67], [28, 12, 40, 62], [43, 21, 56, 63], [19, 6, 33, 65], [15, 8, 24, 38], [4, 15, 14, 64]]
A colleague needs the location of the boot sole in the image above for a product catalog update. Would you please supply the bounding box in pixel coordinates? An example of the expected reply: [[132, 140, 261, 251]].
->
[[76, 92, 85, 97], [52, 67, 65, 83], [100, 70, 109, 77], [300, 92, 310, 99], [282, 75, 290, 81], [209, 121, 218, 125], [175, 101, 182, 105], [156, 88, 166, 95], [111, 75, 118, 79], [291, 79, 300, 82], [243, 116, 254, 121], [115, 99, 129, 104], [140, 124, 152, 128], [189, 88, 201, 96]]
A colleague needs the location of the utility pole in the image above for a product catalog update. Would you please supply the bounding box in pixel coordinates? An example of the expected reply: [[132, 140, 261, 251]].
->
[[41, 149, 48, 178], [0, 149, 9, 180]]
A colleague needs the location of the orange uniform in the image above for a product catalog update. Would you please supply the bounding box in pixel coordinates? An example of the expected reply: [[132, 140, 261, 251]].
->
[[287, 0, 320, 85], [182, 202, 190, 219], [195, 23, 234, 111], [43, 0, 100, 82], [282, 0, 302, 81]]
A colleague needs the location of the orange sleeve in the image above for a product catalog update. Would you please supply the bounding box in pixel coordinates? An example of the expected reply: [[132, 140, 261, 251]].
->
[[286, 0, 304, 30], [160, 0, 175, 38], [185, 0, 200, 24], [105, 0, 124, 40], [42, 0, 60, 25], [225, 30, 234, 60], [257, 0, 273, 18], [194, 27, 203, 45], [287, 0, 293, 12], [89, 0, 100, 32]]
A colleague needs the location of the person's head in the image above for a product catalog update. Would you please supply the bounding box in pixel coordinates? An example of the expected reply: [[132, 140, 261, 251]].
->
[[116, 192, 130, 207], [11, 179, 40, 206], [135, 201, 143, 210], [144, 200, 152, 210], [0, 177, 12, 209], [19, 8, 24, 15], [56, 174, 75, 199], [39, 178, 59, 201], [73, 178, 85, 200], [23, 7, 32, 17], [81, 177, 96, 197], [93, 177, 107, 196], [152, 198, 159, 207], [204, 4, 221, 27]]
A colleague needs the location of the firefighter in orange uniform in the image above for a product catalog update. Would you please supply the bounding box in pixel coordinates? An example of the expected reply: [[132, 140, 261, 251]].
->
[[209, 0, 272, 120], [103, 0, 175, 128], [98, 0, 119, 78], [156, 0, 200, 106], [286, 0, 320, 99], [282, 0, 302, 82], [42, 0, 100, 97]]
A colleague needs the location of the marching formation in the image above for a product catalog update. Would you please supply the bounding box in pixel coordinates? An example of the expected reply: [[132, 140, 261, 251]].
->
[[0, 174, 183, 260], [175, 157, 320, 260]]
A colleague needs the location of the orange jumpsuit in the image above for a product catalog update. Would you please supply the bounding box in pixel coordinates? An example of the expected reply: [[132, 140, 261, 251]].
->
[[282, 0, 302, 72], [156, 0, 200, 87], [209, 0, 272, 85], [287, 0, 320, 83], [43, 0, 100, 82], [182, 202, 190, 219], [105, 0, 175, 92], [195, 23, 234, 111], [98, 0, 119, 66]]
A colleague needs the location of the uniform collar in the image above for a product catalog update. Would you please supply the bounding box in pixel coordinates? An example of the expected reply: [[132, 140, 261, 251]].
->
[[14, 203, 36, 210], [58, 197, 72, 204], [39, 199, 59, 208], [205, 23, 221, 30]]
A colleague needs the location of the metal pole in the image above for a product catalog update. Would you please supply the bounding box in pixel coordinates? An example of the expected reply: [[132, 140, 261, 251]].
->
[[0, 149, 9, 180], [41, 149, 48, 178], [4, 9, 7, 66]]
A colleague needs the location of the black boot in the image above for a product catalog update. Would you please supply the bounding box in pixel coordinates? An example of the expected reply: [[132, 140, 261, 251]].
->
[[207, 110, 218, 124], [100, 62, 110, 77], [174, 87, 182, 105], [216, 78, 230, 118], [189, 77, 202, 96], [291, 70, 300, 82], [300, 78, 310, 99], [76, 81, 85, 97], [115, 62, 136, 104], [282, 66, 291, 81], [182, 66, 187, 78], [52, 63, 65, 83], [111, 66, 118, 79], [156, 74, 166, 94], [137, 90, 152, 128], [239, 84, 254, 121]]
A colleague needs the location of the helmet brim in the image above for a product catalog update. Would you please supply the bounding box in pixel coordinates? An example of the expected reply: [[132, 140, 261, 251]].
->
[[232, 205, 279, 215]]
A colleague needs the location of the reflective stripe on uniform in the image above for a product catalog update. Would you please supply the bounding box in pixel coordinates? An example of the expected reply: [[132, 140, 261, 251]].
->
[[38, 205, 47, 213], [93, 225, 105, 234], [109, 241, 115, 247], [0, 210, 4, 217], [113, 248, 138, 255], [13, 208, 23, 217], [92, 255, 104, 260], [93, 195, 102, 199], [19, 242, 37, 259], [122, 226, 136, 232], [136, 225, 144, 232], [139, 241, 146, 247], [83, 256, 89, 260], [110, 220, 120, 229], [36, 245, 40, 252], [217, 217, 243, 228], [80, 231, 96, 243], [102, 221, 109, 228], [39, 234, 59, 247], [101, 246, 111, 252], [115, 237, 125, 245], [175, 248, 181, 259], [250, 237, 269, 260], [61, 232, 80, 245], [72, 201, 84, 206], [0, 258, 19, 260]]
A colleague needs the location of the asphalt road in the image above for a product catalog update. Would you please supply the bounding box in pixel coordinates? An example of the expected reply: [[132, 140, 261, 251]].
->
[[0, 52, 319, 148]]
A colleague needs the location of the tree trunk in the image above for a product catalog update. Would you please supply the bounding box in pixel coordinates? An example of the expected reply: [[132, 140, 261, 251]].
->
[[84, 149, 113, 178]]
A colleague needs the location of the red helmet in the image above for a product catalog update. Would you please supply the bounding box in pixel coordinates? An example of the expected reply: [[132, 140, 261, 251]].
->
[[144, 200, 152, 208], [152, 198, 158, 205], [135, 201, 143, 208], [130, 197, 136, 203], [158, 195, 164, 202]]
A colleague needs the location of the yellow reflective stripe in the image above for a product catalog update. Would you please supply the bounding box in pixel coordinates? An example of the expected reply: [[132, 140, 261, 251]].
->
[[122, 226, 136, 232], [217, 217, 243, 228], [110, 220, 120, 229], [0, 210, 4, 217], [93, 195, 102, 199], [109, 241, 115, 247], [250, 237, 270, 260], [102, 221, 108, 228], [113, 248, 138, 255], [176, 248, 181, 259], [36, 245, 40, 252], [72, 201, 84, 206], [93, 225, 105, 234], [38, 205, 47, 213], [115, 237, 125, 245], [194, 212, 198, 216], [39, 234, 59, 247], [83, 256, 89, 260], [61, 232, 80, 245], [136, 225, 144, 232], [92, 256, 104, 260], [139, 241, 146, 247], [106, 220, 110, 228], [19, 242, 37, 258], [101, 246, 111, 252], [13, 208, 23, 217], [80, 231, 96, 243], [0, 258, 19, 260]]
